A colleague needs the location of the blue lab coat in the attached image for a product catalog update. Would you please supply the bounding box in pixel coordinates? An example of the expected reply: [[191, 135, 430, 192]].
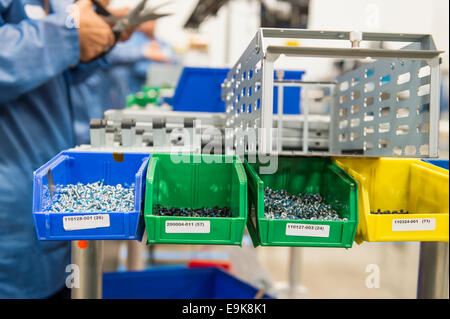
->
[[109, 32, 178, 96], [70, 42, 143, 146], [71, 32, 177, 145], [108, 32, 151, 97], [0, 0, 101, 298]]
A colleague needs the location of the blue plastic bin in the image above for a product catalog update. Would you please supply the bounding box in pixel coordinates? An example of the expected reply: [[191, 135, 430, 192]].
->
[[32, 151, 150, 241], [172, 67, 305, 114], [103, 266, 273, 299], [422, 159, 449, 170], [172, 67, 229, 113], [273, 70, 305, 114]]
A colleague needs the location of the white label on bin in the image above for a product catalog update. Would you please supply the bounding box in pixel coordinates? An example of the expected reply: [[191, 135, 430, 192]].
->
[[285, 223, 330, 237], [63, 214, 110, 231], [165, 220, 210, 233], [392, 218, 436, 231]]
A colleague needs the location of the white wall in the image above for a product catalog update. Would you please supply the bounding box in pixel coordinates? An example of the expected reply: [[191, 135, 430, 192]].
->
[[109, 0, 449, 75], [109, 0, 260, 67], [308, 0, 449, 72], [109, 0, 197, 52]]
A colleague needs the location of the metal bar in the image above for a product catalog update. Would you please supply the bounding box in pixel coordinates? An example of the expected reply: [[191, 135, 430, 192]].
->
[[266, 46, 443, 60], [288, 247, 301, 298], [302, 88, 309, 153], [69, 145, 195, 154], [262, 28, 352, 40], [362, 32, 431, 43], [261, 28, 432, 43], [329, 85, 339, 154], [261, 56, 275, 154], [274, 80, 337, 86], [417, 242, 449, 299], [277, 84, 284, 153], [71, 240, 103, 299], [429, 57, 441, 157], [126, 240, 145, 271], [104, 109, 226, 126], [148, 244, 155, 265]]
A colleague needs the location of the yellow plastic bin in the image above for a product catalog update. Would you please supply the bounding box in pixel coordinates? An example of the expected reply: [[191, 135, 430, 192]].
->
[[333, 158, 449, 243]]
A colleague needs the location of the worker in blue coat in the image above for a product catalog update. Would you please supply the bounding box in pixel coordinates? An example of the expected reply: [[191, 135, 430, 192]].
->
[[71, 18, 178, 145], [108, 19, 178, 102], [0, 0, 117, 298]]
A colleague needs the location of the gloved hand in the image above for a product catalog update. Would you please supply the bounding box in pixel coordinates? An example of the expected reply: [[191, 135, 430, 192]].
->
[[74, 0, 115, 62]]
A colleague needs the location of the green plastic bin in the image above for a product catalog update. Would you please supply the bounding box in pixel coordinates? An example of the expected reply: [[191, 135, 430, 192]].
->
[[142, 86, 160, 105], [244, 157, 358, 248], [125, 94, 136, 108], [144, 154, 247, 245]]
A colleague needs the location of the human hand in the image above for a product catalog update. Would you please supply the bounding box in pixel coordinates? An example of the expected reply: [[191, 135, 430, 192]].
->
[[74, 0, 115, 62], [109, 8, 138, 42], [95, 0, 109, 6], [118, 27, 138, 42], [143, 41, 168, 62]]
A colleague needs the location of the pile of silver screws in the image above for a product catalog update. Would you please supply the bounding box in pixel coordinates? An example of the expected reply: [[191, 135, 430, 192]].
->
[[44, 181, 135, 213], [264, 187, 347, 221]]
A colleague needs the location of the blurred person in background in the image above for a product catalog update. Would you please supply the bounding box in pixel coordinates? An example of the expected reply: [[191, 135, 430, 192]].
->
[[71, 18, 178, 145], [106, 19, 179, 108], [113, 19, 178, 96], [0, 0, 134, 298]]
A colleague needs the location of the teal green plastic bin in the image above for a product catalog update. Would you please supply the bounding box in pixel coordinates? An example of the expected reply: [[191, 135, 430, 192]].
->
[[144, 154, 247, 245], [245, 157, 358, 248]]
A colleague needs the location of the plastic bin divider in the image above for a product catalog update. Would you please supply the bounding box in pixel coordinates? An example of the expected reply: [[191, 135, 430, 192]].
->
[[409, 163, 449, 214], [334, 161, 370, 244], [245, 161, 263, 248], [233, 161, 247, 218], [33, 154, 70, 213]]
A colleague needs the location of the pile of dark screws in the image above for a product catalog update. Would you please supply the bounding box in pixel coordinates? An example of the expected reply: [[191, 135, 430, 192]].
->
[[371, 209, 409, 214], [154, 205, 232, 218], [264, 187, 347, 221]]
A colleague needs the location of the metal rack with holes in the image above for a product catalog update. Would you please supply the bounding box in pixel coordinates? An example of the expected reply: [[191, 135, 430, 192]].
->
[[222, 28, 442, 157]]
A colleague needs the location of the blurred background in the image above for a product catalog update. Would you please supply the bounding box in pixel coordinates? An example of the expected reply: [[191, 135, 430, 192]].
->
[[107, 0, 448, 153], [97, 0, 449, 299]]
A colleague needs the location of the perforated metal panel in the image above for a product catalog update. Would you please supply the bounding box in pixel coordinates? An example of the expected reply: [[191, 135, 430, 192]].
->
[[223, 34, 264, 153], [336, 59, 433, 156], [222, 28, 442, 157]]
